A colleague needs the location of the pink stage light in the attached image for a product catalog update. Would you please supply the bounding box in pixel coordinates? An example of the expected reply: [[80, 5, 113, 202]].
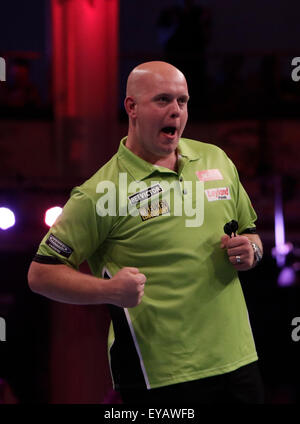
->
[[44, 207, 62, 227]]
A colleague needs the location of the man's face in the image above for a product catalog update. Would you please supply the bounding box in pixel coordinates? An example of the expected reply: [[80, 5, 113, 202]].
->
[[129, 70, 189, 160]]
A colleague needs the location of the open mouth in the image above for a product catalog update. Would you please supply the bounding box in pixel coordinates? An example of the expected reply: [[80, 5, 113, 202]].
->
[[161, 126, 176, 136]]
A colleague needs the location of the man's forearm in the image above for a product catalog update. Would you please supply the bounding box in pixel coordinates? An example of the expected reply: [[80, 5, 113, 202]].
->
[[28, 262, 113, 305], [28, 262, 146, 307]]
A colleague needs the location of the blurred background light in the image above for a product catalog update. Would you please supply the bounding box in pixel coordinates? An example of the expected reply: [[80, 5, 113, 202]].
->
[[278, 266, 296, 287], [44, 206, 62, 227], [0, 207, 16, 230]]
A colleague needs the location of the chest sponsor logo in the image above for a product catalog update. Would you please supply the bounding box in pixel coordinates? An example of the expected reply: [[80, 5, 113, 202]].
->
[[139, 199, 169, 221], [205, 187, 231, 202], [128, 183, 163, 205], [196, 169, 223, 182], [46, 234, 73, 258]]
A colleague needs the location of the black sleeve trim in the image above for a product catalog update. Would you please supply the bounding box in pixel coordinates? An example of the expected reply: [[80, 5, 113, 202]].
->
[[240, 227, 257, 234], [33, 254, 64, 265]]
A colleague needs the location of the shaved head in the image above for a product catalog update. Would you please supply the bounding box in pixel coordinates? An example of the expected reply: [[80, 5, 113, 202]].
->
[[126, 61, 187, 99], [124, 61, 189, 166]]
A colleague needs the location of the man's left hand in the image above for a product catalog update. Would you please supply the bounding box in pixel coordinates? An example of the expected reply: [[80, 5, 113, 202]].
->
[[220, 235, 255, 271]]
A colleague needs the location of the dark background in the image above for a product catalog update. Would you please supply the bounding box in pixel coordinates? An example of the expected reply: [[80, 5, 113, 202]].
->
[[0, 0, 300, 404]]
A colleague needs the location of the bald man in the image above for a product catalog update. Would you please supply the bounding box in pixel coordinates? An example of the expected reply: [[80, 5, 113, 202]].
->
[[28, 61, 264, 404], [125, 61, 189, 168]]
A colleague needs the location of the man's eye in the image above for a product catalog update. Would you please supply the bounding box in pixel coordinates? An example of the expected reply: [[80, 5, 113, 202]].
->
[[158, 97, 168, 103], [178, 98, 187, 105]]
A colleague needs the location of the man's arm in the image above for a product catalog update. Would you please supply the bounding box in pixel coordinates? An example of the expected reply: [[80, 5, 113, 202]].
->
[[220, 233, 263, 271], [27, 262, 146, 307]]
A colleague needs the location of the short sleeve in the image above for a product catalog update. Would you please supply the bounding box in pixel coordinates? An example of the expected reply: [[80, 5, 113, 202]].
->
[[36, 187, 111, 269], [231, 162, 258, 234]]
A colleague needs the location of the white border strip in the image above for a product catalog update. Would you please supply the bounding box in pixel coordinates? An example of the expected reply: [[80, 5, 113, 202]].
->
[[123, 308, 151, 389], [102, 268, 116, 387], [102, 267, 151, 389]]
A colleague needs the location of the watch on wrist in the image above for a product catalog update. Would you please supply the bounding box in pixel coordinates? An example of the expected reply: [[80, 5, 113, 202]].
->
[[250, 242, 263, 266]]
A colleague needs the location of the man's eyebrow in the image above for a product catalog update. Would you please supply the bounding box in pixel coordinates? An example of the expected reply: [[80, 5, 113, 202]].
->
[[179, 94, 190, 101], [153, 93, 171, 99], [152, 93, 189, 100]]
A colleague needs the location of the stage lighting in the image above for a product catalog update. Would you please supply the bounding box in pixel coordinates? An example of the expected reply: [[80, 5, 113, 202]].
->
[[45, 207, 62, 227], [278, 266, 296, 287], [0, 207, 16, 230]]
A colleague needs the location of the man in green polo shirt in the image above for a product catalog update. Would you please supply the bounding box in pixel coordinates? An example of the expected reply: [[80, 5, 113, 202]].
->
[[28, 61, 264, 404]]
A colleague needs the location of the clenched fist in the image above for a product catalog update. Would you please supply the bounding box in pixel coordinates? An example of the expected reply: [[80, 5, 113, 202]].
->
[[110, 267, 147, 308], [220, 235, 255, 271]]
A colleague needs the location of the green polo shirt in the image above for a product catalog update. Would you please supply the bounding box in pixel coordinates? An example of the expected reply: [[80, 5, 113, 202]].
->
[[36, 137, 258, 390]]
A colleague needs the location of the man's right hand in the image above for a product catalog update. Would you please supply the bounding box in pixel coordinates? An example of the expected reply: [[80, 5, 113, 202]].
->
[[28, 261, 146, 307], [110, 267, 147, 308]]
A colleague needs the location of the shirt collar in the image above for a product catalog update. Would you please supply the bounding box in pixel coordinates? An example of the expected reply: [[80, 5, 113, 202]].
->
[[117, 137, 200, 181], [177, 138, 201, 161]]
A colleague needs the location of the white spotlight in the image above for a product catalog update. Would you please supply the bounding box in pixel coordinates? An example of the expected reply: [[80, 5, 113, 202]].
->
[[0, 207, 16, 230], [45, 207, 62, 227]]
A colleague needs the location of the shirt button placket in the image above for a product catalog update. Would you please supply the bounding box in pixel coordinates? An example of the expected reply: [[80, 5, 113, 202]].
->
[[179, 176, 187, 196]]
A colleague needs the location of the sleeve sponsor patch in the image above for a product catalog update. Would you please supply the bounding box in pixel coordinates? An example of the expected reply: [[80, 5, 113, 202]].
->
[[45, 234, 73, 258]]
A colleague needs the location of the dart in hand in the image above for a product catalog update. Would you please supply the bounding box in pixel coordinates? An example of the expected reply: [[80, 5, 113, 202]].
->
[[223, 220, 238, 238]]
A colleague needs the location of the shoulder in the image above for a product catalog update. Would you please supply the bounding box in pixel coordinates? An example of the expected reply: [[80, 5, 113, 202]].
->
[[73, 153, 119, 200], [180, 137, 231, 161]]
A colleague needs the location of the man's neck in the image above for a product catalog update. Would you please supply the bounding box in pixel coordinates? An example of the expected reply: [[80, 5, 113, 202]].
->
[[153, 153, 178, 172], [125, 137, 178, 172]]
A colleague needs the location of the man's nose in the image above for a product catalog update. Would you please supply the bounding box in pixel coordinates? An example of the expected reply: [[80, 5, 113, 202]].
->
[[170, 100, 181, 118]]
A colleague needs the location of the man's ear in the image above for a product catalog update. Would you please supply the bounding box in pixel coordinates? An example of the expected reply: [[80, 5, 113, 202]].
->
[[124, 96, 137, 118]]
